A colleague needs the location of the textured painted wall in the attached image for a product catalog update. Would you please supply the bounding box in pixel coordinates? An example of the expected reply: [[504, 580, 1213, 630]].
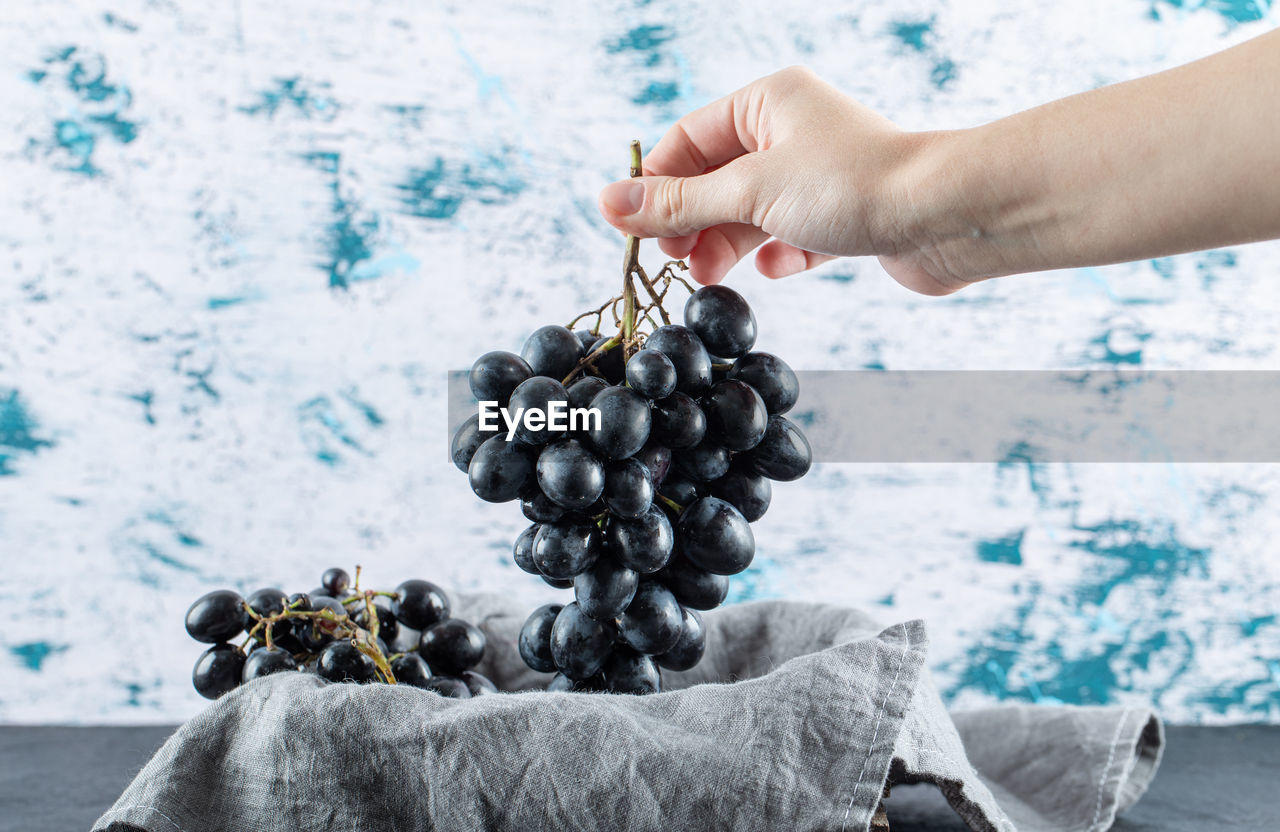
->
[[1, 1, 1278, 724]]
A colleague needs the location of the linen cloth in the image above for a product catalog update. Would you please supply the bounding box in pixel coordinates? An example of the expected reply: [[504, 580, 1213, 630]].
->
[[94, 595, 1163, 832]]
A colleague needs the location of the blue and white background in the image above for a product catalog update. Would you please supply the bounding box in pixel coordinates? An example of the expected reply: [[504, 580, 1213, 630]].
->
[[2, 1, 1278, 724]]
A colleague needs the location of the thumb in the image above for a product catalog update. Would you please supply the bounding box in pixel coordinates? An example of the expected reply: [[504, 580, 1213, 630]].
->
[[597, 158, 765, 239]]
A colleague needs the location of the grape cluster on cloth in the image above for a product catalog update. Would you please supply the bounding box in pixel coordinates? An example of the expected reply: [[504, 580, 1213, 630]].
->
[[451, 285, 812, 694]]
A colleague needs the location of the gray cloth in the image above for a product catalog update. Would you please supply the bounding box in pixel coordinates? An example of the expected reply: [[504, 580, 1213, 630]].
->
[[93, 597, 1164, 832]]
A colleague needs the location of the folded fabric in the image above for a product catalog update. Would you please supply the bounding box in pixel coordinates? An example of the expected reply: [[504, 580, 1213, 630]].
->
[[94, 596, 1163, 832]]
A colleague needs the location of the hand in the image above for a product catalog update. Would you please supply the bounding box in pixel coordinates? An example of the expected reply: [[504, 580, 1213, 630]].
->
[[596, 67, 962, 295]]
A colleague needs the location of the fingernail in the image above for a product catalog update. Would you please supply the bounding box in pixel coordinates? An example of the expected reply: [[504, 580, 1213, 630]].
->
[[601, 180, 645, 215]]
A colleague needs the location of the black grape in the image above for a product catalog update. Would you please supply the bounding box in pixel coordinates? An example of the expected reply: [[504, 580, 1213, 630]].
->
[[700, 380, 768, 451], [521, 325, 583, 380], [683, 285, 757, 358], [587, 336, 625, 383], [658, 554, 730, 610], [608, 506, 674, 574], [618, 582, 683, 655], [643, 325, 712, 395], [356, 599, 399, 643], [574, 329, 598, 351], [602, 648, 662, 694], [392, 580, 451, 630], [585, 386, 651, 460], [513, 524, 541, 574], [651, 392, 706, 449], [451, 414, 499, 473], [322, 568, 350, 595], [625, 350, 677, 399], [518, 603, 563, 673], [709, 462, 772, 522], [676, 497, 755, 575], [633, 441, 672, 486], [574, 554, 639, 621], [603, 458, 653, 519], [419, 619, 486, 675], [654, 607, 705, 671], [245, 587, 290, 641], [546, 671, 606, 693], [461, 670, 499, 696], [242, 646, 298, 681], [675, 438, 731, 482], [507, 377, 570, 445], [317, 641, 378, 683], [470, 350, 533, 406], [550, 602, 615, 680], [657, 473, 704, 508], [567, 376, 609, 412], [391, 653, 434, 688], [748, 415, 813, 481], [521, 488, 566, 523], [468, 436, 536, 503], [533, 519, 604, 579], [537, 439, 605, 510], [193, 643, 245, 700], [542, 574, 574, 589], [727, 352, 798, 415], [424, 676, 472, 698], [185, 590, 246, 644]]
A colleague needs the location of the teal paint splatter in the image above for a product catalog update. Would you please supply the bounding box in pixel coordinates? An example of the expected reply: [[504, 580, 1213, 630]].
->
[[1087, 326, 1150, 365], [11, 642, 69, 671], [0, 389, 54, 475], [1068, 518, 1210, 605], [819, 272, 855, 283], [1150, 257, 1176, 279], [976, 529, 1025, 565], [1241, 614, 1275, 637], [888, 18, 958, 91], [127, 390, 156, 425], [606, 25, 675, 67], [633, 81, 679, 105], [102, 12, 138, 32], [889, 18, 934, 51], [299, 394, 381, 466], [239, 76, 337, 120], [1149, 0, 1269, 26], [29, 47, 139, 175], [930, 58, 958, 90], [395, 154, 526, 221]]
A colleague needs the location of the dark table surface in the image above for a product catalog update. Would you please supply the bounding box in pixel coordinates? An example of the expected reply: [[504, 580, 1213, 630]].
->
[[1, 724, 1276, 831]]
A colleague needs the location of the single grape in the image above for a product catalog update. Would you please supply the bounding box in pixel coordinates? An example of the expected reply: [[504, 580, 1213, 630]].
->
[[546, 672, 606, 692], [654, 607, 705, 671], [677, 497, 755, 575], [701, 380, 768, 451], [184, 589, 247, 644], [469, 350, 534, 406], [608, 506, 675, 574], [518, 603, 564, 673], [603, 458, 653, 519], [625, 350, 677, 400], [709, 462, 772, 522], [419, 619, 486, 675], [522, 325, 583, 380], [674, 438, 731, 482], [567, 376, 609, 412], [424, 676, 473, 698], [270, 631, 307, 655], [242, 645, 298, 681], [658, 554, 730, 610], [727, 352, 798, 415], [192, 643, 245, 700], [537, 439, 605, 510], [521, 488, 566, 523], [322, 568, 351, 596], [451, 413, 499, 473], [297, 596, 343, 652], [468, 435, 536, 503], [657, 473, 704, 508], [542, 574, 574, 589], [461, 670, 499, 696], [633, 441, 673, 486], [748, 415, 813, 481], [643, 325, 712, 395], [574, 554, 639, 621], [602, 648, 662, 695], [533, 519, 604, 579], [574, 329, 598, 351], [651, 392, 707, 449], [244, 587, 290, 641], [513, 524, 541, 574], [391, 653, 434, 688], [587, 336, 625, 384], [392, 580, 451, 630], [507, 376, 570, 445], [618, 582, 683, 655], [684, 285, 757, 358], [550, 602, 615, 680], [286, 592, 313, 612], [356, 599, 400, 643], [585, 386, 651, 460], [317, 641, 377, 684]]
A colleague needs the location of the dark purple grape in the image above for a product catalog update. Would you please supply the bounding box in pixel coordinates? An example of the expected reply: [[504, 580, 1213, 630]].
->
[[317, 640, 378, 683], [602, 648, 662, 694], [322, 568, 350, 596], [567, 376, 610, 412], [608, 506, 675, 574], [701, 380, 768, 451], [587, 337, 625, 383], [461, 670, 499, 696], [241, 645, 298, 681], [470, 350, 534, 406], [657, 473, 704, 508], [546, 671, 606, 692], [677, 497, 755, 575], [550, 602, 615, 680], [185, 590, 247, 644], [356, 599, 399, 643], [468, 436, 536, 503], [507, 376, 570, 445], [574, 329, 598, 351], [603, 458, 653, 519], [542, 574, 574, 589], [419, 619, 486, 675], [633, 441, 672, 486], [270, 631, 307, 655], [654, 607, 705, 671], [286, 592, 313, 612], [451, 413, 500, 473], [297, 596, 344, 651], [518, 603, 563, 673], [245, 587, 289, 641], [192, 643, 245, 699], [748, 415, 812, 481], [533, 519, 604, 579], [585, 386, 651, 460], [625, 350, 677, 399], [522, 325, 584, 381], [391, 653, 434, 688], [651, 392, 706, 449], [424, 676, 472, 698], [537, 439, 605, 510], [684, 285, 757, 358], [643, 325, 712, 395], [513, 524, 541, 574], [728, 352, 798, 415], [521, 488, 566, 523], [675, 438, 731, 482], [574, 555, 639, 621], [658, 554, 729, 610], [709, 462, 772, 522], [392, 580, 451, 630], [618, 582, 683, 655]]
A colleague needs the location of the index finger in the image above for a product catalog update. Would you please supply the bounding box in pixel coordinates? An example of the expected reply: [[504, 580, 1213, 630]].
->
[[642, 78, 767, 178]]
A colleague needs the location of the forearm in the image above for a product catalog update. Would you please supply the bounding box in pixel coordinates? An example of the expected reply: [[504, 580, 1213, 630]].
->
[[908, 29, 1280, 283]]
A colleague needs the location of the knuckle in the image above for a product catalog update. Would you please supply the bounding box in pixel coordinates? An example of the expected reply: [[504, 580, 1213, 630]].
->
[[653, 177, 688, 229]]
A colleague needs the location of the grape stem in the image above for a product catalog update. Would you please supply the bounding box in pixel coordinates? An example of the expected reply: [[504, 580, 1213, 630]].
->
[[657, 494, 685, 514]]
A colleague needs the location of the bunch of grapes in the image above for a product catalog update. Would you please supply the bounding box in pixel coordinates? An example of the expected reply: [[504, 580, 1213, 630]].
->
[[184, 566, 497, 700], [451, 260, 811, 693]]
